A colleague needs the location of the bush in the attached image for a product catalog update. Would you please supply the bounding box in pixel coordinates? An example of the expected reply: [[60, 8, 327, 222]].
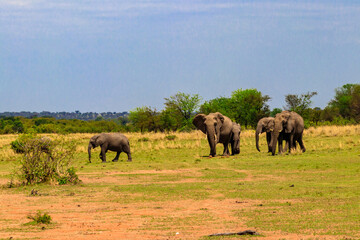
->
[[138, 137, 150, 142], [13, 134, 79, 185], [56, 167, 82, 185], [10, 133, 50, 154], [165, 135, 177, 141], [10, 139, 25, 153], [26, 211, 52, 225]]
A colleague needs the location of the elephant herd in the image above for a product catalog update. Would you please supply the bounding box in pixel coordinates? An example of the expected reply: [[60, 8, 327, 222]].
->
[[254, 111, 306, 156], [192, 111, 305, 158], [88, 110, 306, 163]]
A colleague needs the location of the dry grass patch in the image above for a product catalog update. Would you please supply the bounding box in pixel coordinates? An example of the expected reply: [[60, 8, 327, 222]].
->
[[305, 125, 360, 137]]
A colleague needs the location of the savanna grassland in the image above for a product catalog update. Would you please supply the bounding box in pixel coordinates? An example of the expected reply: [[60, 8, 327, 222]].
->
[[0, 126, 360, 239]]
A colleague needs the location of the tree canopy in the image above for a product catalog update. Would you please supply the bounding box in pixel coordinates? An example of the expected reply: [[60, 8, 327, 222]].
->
[[284, 91, 318, 118], [230, 89, 270, 128], [329, 84, 360, 120]]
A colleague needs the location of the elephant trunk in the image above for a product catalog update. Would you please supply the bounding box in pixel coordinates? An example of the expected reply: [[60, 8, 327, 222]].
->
[[255, 126, 262, 152], [88, 143, 93, 163]]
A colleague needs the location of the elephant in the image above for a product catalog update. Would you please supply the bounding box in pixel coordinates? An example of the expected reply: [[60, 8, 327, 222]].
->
[[255, 117, 275, 152], [230, 122, 241, 155], [88, 133, 132, 163], [193, 112, 240, 157], [270, 111, 306, 155]]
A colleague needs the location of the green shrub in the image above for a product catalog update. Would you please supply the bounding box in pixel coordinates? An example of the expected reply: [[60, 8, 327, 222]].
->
[[10, 139, 24, 153], [57, 167, 82, 185], [138, 137, 149, 142], [165, 135, 177, 141], [26, 211, 52, 225], [13, 134, 78, 185]]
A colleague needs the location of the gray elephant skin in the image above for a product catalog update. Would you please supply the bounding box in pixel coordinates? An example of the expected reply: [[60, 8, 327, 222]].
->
[[88, 133, 132, 163], [230, 122, 241, 155], [270, 111, 306, 155], [193, 112, 240, 157], [255, 117, 274, 152]]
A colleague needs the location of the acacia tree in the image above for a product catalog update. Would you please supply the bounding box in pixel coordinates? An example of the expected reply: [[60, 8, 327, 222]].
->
[[164, 92, 202, 131]]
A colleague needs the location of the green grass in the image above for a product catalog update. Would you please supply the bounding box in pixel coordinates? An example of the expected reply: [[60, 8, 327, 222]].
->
[[0, 130, 359, 238]]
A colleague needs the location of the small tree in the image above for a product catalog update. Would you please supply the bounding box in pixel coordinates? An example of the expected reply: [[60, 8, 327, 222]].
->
[[129, 106, 160, 132], [270, 108, 282, 117], [164, 92, 202, 131], [230, 89, 270, 128], [199, 97, 233, 117], [308, 107, 322, 125], [350, 84, 360, 121], [328, 84, 360, 121], [284, 91, 318, 118], [12, 134, 79, 185], [158, 108, 182, 132]]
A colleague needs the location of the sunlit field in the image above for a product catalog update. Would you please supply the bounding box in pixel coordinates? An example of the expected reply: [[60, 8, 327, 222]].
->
[[0, 125, 359, 239]]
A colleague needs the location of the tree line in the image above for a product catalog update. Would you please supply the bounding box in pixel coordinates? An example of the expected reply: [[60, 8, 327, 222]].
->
[[0, 111, 128, 120], [0, 83, 359, 134]]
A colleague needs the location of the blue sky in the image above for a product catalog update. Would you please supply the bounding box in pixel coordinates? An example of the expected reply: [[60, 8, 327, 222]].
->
[[1, 0, 359, 112]]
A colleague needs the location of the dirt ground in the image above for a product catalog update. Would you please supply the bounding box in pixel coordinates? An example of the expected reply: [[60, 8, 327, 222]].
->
[[0, 170, 343, 240]]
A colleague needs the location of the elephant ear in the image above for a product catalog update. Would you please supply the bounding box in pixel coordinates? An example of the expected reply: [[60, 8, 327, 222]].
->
[[215, 112, 225, 124], [193, 114, 207, 134]]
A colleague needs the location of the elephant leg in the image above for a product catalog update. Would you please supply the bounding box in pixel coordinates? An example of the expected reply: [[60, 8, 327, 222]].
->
[[210, 145, 217, 157], [278, 139, 283, 154], [283, 140, 289, 153], [100, 146, 107, 162], [230, 141, 234, 155], [278, 134, 284, 154], [223, 142, 230, 156], [298, 135, 306, 152], [112, 152, 121, 162], [126, 151, 132, 162], [289, 134, 294, 153], [266, 132, 272, 152]]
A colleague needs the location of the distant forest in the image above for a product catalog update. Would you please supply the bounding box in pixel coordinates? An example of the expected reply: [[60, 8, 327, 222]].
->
[[0, 111, 128, 121]]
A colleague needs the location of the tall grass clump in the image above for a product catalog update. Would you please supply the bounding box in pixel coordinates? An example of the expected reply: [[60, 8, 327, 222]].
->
[[11, 134, 80, 185]]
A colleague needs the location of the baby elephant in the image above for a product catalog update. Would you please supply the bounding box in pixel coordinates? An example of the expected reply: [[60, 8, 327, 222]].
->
[[88, 133, 132, 163]]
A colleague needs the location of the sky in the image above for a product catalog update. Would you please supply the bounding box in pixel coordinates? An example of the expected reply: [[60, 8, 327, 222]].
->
[[1, 0, 359, 113]]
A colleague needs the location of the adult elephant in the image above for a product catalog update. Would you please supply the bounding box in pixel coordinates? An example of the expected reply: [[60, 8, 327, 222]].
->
[[88, 133, 132, 163], [193, 112, 240, 157], [255, 117, 274, 152], [270, 111, 306, 155]]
